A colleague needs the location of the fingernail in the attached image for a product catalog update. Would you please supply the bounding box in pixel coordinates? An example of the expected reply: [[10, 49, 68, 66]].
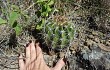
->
[[29, 40, 32, 43], [18, 54, 20, 57], [36, 42, 40, 46], [19, 54, 22, 58], [35, 40, 39, 43], [63, 57, 67, 64], [26, 43, 30, 47]]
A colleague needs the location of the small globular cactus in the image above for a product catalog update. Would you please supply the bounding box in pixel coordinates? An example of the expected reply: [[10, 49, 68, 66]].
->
[[43, 19, 75, 50]]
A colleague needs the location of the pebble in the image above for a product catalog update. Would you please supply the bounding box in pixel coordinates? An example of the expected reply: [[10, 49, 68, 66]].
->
[[94, 37, 100, 43], [70, 47, 75, 51], [98, 43, 110, 52], [83, 46, 90, 50], [92, 31, 98, 36], [48, 51, 55, 56], [70, 42, 78, 51], [85, 39, 93, 46], [106, 41, 110, 46], [59, 52, 65, 58], [44, 54, 56, 67], [88, 35, 94, 39], [100, 40, 105, 43], [81, 38, 86, 42], [89, 50, 103, 59], [71, 51, 76, 54]]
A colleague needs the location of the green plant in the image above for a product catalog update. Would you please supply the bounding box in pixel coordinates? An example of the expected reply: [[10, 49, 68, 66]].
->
[[0, 18, 7, 24], [0, 4, 23, 35], [44, 20, 74, 49], [37, 0, 54, 17], [36, 0, 54, 30], [35, 0, 75, 49], [9, 11, 22, 35], [0, 11, 21, 35], [0, 2, 31, 35]]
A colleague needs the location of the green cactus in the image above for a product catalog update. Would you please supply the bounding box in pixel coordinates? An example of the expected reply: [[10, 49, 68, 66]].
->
[[43, 20, 74, 50]]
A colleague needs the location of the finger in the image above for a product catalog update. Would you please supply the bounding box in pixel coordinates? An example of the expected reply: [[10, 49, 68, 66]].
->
[[35, 43, 49, 70], [34, 43, 44, 69], [30, 41, 36, 69], [35, 43, 42, 56], [30, 41, 36, 61], [19, 54, 25, 70], [25, 43, 31, 64], [53, 58, 65, 70]]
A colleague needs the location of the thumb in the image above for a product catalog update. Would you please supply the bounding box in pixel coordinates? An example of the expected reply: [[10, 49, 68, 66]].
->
[[53, 58, 65, 70]]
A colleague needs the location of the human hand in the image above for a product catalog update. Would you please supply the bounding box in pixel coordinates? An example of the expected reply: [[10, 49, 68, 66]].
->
[[19, 41, 65, 70]]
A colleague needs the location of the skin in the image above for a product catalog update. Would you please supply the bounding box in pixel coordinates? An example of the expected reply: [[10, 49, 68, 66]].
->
[[19, 41, 65, 70]]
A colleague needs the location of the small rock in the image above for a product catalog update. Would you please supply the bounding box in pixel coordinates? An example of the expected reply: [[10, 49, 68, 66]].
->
[[81, 38, 85, 42], [70, 42, 78, 51], [89, 50, 103, 59], [70, 47, 75, 51], [88, 35, 94, 39], [83, 46, 90, 50], [92, 31, 98, 36], [48, 50, 55, 56], [59, 52, 65, 58], [98, 43, 110, 52], [100, 40, 105, 43], [94, 37, 100, 43], [85, 39, 93, 46], [106, 41, 110, 46], [79, 68, 83, 70], [83, 53, 89, 59], [71, 50, 76, 54], [48, 61, 53, 67]]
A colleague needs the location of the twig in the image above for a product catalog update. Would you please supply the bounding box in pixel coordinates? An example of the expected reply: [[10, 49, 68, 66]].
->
[[23, 2, 37, 12]]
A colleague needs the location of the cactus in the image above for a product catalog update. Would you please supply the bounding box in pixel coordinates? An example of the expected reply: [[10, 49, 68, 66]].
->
[[43, 19, 74, 50], [35, 0, 75, 50]]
